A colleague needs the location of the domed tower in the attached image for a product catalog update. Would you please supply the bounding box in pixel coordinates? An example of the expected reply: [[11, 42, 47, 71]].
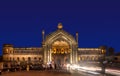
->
[[3, 44, 14, 61]]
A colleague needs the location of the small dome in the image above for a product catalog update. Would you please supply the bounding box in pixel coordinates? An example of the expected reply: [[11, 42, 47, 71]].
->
[[57, 23, 63, 29]]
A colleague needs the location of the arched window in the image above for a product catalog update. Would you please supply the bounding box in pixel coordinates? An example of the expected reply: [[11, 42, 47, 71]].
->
[[86, 56, 89, 60], [84, 56, 86, 61], [39, 57, 41, 61], [10, 57, 11, 61], [78, 57, 81, 61], [39, 57, 43, 63], [13, 58, 14, 61], [22, 57, 25, 61], [92, 56, 95, 61], [82, 56, 84, 61], [95, 56, 98, 61], [17, 57, 19, 61], [34, 57, 37, 61], [28, 57, 31, 61]]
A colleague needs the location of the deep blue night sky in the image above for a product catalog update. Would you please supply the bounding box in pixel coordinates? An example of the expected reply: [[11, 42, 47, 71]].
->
[[0, 1, 120, 55]]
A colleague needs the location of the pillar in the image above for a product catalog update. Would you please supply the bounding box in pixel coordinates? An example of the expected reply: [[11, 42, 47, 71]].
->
[[70, 49, 72, 64]]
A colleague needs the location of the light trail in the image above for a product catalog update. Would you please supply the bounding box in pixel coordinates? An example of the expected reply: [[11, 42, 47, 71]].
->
[[67, 64, 101, 75], [106, 69, 120, 76], [67, 64, 120, 76]]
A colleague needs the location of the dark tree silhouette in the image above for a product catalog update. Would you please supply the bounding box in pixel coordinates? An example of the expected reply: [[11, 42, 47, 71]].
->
[[108, 47, 114, 56], [115, 52, 120, 56]]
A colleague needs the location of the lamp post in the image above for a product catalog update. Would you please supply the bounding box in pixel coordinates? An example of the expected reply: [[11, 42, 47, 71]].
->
[[101, 48, 106, 75], [101, 58, 105, 74]]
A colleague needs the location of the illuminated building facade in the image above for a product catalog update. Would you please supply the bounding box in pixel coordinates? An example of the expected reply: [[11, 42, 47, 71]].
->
[[2, 23, 106, 66]]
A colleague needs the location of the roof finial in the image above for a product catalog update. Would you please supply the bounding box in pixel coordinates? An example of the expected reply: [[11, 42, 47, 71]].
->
[[76, 32, 78, 44], [58, 23, 63, 29], [42, 30, 45, 43]]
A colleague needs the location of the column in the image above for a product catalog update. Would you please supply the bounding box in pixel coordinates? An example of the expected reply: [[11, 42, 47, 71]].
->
[[47, 50, 49, 62], [72, 44, 75, 64], [50, 49, 52, 61], [70, 49, 72, 64], [43, 45, 47, 64], [75, 48, 78, 64]]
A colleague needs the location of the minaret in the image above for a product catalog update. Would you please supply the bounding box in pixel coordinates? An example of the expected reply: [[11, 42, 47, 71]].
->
[[42, 30, 45, 43], [75, 32, 79, 64], [76, 32, 78, 44], [42, 29, 46, 64]]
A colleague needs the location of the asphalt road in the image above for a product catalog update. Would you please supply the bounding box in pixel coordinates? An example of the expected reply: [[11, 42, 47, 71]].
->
[[2, 71, 72, 76], [1, 70, 116, 76], [1, 70, 95, 76]]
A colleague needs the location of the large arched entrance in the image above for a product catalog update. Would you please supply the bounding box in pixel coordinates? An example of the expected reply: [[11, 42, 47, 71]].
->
[[43, 23, 78, 65], [51, 40, 70, 66]]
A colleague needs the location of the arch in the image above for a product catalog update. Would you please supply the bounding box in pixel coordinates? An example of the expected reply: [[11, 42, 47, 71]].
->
[[86, 56, 89, 60], [10, 57, 12, 61], [45, 30, 77, 45], [22, 57, 25, 61], [28, 57, 31, 61], [84, 56, 87, 61], [52, 40, 70, 54], [78, 57, 81, 61], [17, 57, 19, 61], [34, 57, 37, 60], [39, 57, 42, 61], [81, 56, 84, 61], [91, 56, 95, 61], [95, 56, 98, 60], [13, 58, 15, 61], [43, 27, 78, 64]]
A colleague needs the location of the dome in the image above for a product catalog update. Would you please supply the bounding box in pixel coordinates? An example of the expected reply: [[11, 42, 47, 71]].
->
[[57, 23, 63, 29]]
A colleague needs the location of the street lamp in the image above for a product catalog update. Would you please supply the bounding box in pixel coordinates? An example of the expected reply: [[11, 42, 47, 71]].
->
[[101, 49, 106, 75]]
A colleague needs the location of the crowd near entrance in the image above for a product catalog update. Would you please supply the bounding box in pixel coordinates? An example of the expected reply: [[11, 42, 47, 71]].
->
[[50, 40, 71, 69]]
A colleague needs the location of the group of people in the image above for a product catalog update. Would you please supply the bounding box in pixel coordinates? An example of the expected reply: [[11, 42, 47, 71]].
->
[[42, 62, 67, 70]]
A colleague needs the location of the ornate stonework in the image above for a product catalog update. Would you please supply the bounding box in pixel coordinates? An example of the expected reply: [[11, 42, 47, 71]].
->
[[2, 23, 106, 67]]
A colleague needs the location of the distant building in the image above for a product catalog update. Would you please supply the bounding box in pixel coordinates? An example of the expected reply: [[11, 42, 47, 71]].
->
[[0, 56, 3, 70], [2, 23, 106, 66], [113, 52, 120, 63]]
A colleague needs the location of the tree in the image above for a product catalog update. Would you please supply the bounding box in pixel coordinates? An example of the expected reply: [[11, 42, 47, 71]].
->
[[115, 52, 120, 56], [108, 47, 114, 56]]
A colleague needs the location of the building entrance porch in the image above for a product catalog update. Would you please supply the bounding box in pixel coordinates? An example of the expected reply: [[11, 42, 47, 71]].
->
[[52, 54, 70, 67]]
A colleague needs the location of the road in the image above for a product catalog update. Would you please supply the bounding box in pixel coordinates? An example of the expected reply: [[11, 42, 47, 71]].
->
[[106, 68, 120, 76], [1, 69, 116, 76], [1, 70, 99, 76], [2, 70, 76, 76]]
